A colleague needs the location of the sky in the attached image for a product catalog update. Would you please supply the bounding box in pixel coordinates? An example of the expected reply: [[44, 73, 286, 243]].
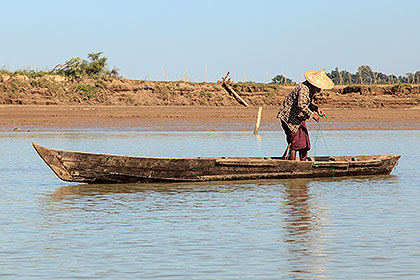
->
[[1, 0, 419, 82]]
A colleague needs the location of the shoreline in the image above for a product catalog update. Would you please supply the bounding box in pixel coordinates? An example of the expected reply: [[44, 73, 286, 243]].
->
[[1, 105, 420, 132]]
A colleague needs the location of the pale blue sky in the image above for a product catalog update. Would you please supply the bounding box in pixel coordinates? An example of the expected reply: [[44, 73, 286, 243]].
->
[[1, 0, 419, 82]]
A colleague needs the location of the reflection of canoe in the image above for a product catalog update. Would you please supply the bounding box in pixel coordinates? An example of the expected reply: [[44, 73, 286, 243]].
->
[[33, 143, 401, 184]]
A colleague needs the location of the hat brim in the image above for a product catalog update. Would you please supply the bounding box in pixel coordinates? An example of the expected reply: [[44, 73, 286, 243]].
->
[[304, 70, 334, 90]]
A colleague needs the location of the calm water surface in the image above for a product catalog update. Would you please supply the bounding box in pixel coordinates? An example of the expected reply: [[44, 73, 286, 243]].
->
[[0, 130, 419, 279]]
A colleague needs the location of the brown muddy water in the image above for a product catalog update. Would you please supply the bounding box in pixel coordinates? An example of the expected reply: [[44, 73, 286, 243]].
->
[[0, 130, 419, 279]]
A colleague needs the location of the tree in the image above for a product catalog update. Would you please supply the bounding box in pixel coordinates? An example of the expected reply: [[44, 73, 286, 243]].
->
[[56, 52, 119, 79], [328, 66, 420, 85], [357, 65, 375, 84], [58, 57, 87, 78], [327, 68, 340, 85], [415, 71, 420, 84], [85, 52, 108, 76], [375, 71, 390, 84], [406, 72, 415, 84], [341, 70, 353, 84], [327, 68, 353, 85], [389, 74, 398, 84], [271, 74, 294, 85]]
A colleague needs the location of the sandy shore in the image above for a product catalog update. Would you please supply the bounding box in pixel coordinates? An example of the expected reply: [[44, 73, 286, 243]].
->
[[1, 105, 420, 132]]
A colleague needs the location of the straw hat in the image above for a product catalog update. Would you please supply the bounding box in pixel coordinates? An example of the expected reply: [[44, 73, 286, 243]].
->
[[304, 70, 334, 90]]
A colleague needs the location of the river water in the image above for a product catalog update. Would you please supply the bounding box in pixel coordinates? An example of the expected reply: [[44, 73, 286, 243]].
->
[[1, 130, 419, 279]]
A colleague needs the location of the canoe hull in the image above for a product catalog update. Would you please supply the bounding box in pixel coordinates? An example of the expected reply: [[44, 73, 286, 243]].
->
[[33, 143, 400, 184]]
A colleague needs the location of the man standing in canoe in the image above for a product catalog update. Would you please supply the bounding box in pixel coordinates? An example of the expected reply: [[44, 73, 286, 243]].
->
[[277, 70, 334, 161]]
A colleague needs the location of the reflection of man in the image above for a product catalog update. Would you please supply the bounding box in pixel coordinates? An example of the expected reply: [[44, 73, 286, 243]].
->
[[277, 70, 334, 161], [282, 179, 321, 278]]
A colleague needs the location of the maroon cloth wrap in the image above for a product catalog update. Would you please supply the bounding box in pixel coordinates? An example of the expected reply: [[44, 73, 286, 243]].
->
[[281, 121, 311, 151]]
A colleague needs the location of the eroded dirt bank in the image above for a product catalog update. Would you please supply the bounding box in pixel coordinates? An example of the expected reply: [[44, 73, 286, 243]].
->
[[1, 74, 420, 108]]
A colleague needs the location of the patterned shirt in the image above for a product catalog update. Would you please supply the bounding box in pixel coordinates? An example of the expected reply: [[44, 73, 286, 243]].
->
[[277, 82, 318, 133]]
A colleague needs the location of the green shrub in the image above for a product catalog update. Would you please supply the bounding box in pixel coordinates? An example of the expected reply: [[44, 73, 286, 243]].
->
[[0, 69, 50, 79], [14, 69, 49, 78], [56, 52, 119, 80], [74, 84, 97, 99], [200, 90, 213, 98], [95, 80, 108, 89], [266, 91, 273, 97]]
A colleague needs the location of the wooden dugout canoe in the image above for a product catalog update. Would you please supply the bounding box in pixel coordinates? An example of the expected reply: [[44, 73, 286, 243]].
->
[[33, 143, 400, 184]]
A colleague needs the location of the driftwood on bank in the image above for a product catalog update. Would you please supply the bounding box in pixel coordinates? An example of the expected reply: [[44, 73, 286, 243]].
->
[[220, 72, 250, 107], [49, 64, 65, 73]]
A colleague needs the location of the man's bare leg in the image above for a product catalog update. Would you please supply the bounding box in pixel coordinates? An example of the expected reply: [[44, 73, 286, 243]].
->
[[290, 150, 297, 160], [299, 149, 308, 161]]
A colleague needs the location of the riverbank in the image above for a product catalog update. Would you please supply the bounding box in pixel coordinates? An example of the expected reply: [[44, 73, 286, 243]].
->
[[1, 74, 420, 108], [1, 105, 420, 132]]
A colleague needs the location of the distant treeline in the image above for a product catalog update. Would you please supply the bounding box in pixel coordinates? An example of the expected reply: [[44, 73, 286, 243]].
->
[[272, 65, 420, 85]]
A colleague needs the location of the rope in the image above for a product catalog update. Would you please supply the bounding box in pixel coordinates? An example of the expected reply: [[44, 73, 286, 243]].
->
[[313, 115, 335, 179]]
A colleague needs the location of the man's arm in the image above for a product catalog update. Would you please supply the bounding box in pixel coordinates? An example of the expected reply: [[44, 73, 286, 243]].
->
[[297, 86, 314, 119], [308, 103, 318, 112], [309, 102, 326, 122]]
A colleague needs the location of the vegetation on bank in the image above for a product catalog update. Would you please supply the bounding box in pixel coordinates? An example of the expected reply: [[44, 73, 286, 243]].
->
[[1, 52, 119, 80], [0, 68, 52, 79], [55, 52, 119, 80], [1, 53, 419, 86], [0, 52, 119, 104]]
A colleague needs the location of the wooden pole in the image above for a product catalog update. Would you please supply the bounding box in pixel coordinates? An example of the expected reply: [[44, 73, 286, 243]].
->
[[223, 83, 250, 107], [254, 106, 263, 134], [282, 143, 291, 159], [221, 72, 250, 107], [161, 64, 167, 81]]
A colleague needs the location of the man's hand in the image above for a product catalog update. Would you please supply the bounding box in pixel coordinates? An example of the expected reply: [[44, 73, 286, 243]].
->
[[313, 113, 320, 122], [317, 109, 326, 117], [313, 108, 326, 122]]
